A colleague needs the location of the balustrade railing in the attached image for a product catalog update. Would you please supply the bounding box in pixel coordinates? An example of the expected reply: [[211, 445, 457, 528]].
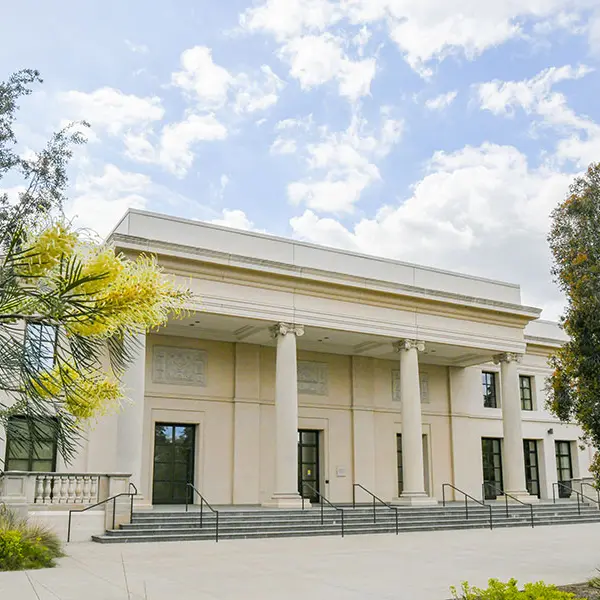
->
[[0, 471, 130, 507], [34, 473, 101, 505]]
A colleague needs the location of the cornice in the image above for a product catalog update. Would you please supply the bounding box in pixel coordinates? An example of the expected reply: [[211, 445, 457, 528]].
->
[[112, 233, 541, 323]]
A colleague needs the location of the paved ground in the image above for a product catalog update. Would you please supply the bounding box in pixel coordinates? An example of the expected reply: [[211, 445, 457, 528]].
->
[[1, 523, 599, 599]]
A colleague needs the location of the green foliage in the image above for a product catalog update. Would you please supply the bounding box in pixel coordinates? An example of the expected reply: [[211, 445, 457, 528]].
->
[[451, 579, 578, 599], [548, 162, 600, 482], [0, 506, 63, 570]]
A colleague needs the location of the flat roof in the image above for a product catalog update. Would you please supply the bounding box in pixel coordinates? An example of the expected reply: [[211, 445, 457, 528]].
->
[[110, 209, 542, 315]]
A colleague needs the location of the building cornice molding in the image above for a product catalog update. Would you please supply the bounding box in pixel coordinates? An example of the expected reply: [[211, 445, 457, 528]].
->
[[111, 233, 541, 322]]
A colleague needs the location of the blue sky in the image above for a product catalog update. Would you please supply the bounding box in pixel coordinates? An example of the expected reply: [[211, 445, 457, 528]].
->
[[2, 0, 600, 317]]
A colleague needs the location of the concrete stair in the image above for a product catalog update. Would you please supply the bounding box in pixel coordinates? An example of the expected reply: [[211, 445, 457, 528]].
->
[[91, 501, 600, 543]]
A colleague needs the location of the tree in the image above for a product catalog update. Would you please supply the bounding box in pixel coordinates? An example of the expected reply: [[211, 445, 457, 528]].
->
[[0, 71, 191, 466], [548, 162, 600, 482]]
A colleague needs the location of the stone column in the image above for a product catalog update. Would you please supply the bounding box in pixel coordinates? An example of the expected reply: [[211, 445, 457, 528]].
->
[[116, 333, 146, 496], [264, 322, 304, 508], [495, 352, 536, 502], [393, 339, 436, 505]]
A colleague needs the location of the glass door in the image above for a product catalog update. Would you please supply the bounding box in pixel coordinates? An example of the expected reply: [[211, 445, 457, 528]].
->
[[555, 440, 573, 498], [298, 430, 320, 503], [482, 437, 503, 499], [152, 423, 196, 504], [523, 439, 540, 498]]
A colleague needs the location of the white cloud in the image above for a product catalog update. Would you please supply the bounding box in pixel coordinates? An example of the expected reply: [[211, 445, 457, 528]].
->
[[234, 66, 286, 113], [276, 115, 314, 130], [288, 113, 403, 213], [126, 114, 228, 177], [172, 46, 233, 109], [240, 0, 340, 41], [241, 0, 597, 77], [172, 46, 285, 114], [68, 165, 151, 237], [211, 208, 254, 230], [59, 87, 164, 135], [271, 137, 298, 154], [279, 33, 376, 101], [125, 39, 149, 54], [476, 64, 600, 167], [290, 142, 573, 316], [476, 64, 592, 121], [425, 90, 458, 111]]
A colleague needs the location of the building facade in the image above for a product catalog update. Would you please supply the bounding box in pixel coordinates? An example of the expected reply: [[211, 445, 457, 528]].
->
[[1, 210, 592, 508]]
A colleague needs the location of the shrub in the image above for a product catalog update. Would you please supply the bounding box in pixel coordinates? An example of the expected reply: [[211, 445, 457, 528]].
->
[[0, 506, 63, 571], [451, 578, 579, 599]]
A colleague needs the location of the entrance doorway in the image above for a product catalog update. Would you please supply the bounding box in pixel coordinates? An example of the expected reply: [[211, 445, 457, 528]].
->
[[152, 423, 196, 504], [523, 439, 540, 498], [482, 437, 503, 499], [298, 430, 320, 503]]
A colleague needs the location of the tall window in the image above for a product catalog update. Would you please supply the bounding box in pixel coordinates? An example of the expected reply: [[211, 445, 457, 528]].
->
[[4, 416, 58, 472], [523, 440, 540, 498], [520, 375, 533, 411], [396, 434, 403, 495], [555, 441, 573, 483], [482, 437, 503, 499], [482, 371, 497, 408], [24, 322, 57, 372]]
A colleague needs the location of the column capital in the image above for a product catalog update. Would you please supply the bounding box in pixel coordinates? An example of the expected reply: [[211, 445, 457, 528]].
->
[[393, 339, 425, 353], [269, 322, 305, 339], [493, 352, 523, 365]]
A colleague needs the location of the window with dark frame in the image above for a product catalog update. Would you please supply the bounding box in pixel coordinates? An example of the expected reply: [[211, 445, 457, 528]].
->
[[396, 434, 403, 495], [24, 322, 57, 373], [4, 416, 58, 472], [482, 371, 497, 408], [520, 375, 534, 411]]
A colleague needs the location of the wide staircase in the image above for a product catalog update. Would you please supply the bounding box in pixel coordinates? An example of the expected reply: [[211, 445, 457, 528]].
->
[[91, 483, 600, 544]]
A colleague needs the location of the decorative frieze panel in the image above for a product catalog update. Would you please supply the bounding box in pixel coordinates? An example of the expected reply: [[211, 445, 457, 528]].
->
[[297, 361, 328, 396], [153, 346, 207, 386], [392, 370, 430, 403]]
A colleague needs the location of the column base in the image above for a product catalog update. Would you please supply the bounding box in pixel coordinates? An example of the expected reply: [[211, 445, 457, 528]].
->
[[392, 492, 438, 506], [499, 490, 540, 504], [262, 493, 305, 509]]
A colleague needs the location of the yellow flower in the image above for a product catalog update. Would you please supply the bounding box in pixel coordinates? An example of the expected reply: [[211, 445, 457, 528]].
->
[[64, 376, 122, 421], [21, 223, 78, 277]]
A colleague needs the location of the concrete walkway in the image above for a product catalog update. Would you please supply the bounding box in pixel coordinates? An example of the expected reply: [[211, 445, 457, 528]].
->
[[1, 523, 599, 599]]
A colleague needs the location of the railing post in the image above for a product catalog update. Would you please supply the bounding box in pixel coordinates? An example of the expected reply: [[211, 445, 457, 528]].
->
[[530, 505, 534, 528], [352, 485, 356, 509], [373, 495, 376, 524], [112, 497, 116, 530], [465, 495, 468, 520], [577, 491, 581, 516], [130, 492, 134, 524], [341, 510, 344, 538], [505, 491, 509, 518], [552, 483, 556, 504], [489, 506, 493, 530], [67, 511, 72, 543], [216, 512, 219, 543], [200, 497, 204, 528], [442, 484, 446, 507], [395, 509, 398, 535], [320, 499, 324, 525]]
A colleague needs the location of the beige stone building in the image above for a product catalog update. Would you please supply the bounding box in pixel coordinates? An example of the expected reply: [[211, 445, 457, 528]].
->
[[1, 209, 592, 513]]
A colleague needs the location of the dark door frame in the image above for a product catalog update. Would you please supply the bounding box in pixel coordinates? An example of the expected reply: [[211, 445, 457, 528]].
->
[[482, 437, 504, 499], [523, 439, 541, 498], [152, 423, 196, 505], [298, 429, 321, 503]]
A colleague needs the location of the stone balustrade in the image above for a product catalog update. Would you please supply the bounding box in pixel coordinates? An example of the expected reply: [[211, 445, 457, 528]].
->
[[33, 473, 101, 505], [0, 471, 132, 513]]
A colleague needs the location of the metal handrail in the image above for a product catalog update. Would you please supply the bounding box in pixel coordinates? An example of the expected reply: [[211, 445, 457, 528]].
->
[[552, 482, 600, 515], [67, 482, 137, 542], [442, 483, 493, 530], [482, 482, 534, 528], [352, 483, 399, 535], [301, 483, 345, 537], [581, 482, 600, 509], [186, 482, 219, 542]]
